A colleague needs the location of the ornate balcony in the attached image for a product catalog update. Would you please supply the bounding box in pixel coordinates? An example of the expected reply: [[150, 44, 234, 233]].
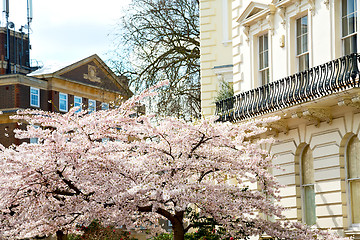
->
[[215, 53, 360, 122]]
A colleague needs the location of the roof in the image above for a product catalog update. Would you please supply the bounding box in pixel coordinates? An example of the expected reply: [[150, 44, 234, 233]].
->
[[28, 54, 132, 98]]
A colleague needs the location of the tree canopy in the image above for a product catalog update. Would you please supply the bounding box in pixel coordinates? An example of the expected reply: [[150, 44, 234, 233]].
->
[[109, 0, 200, 119], [0, 83, 349, 240]]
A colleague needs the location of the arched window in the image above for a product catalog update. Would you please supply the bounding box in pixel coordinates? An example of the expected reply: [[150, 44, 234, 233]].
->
[[347, 136, 360, 227], [301, 145, 316, 225]]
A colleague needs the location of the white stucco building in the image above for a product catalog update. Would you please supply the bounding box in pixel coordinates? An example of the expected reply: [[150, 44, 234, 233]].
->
[[200, 0, 360, 238]]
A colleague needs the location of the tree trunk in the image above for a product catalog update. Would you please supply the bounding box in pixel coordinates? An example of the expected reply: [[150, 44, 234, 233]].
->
[[172, 220, 185, 240], [56, 230, 66, 240]]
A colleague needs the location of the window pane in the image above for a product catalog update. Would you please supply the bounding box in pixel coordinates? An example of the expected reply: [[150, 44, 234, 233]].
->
[[342, 16, 349, 37], [264, 34, 268, 50], [102, 102, 109, 110], [264, 51, 268, 68], [301, 16, 308, 35], [302, 145, 314, 184], [259, 52, 264, 69], [302, 35, 308, 52], [259, 36, 263, 52], [299, 54, 309, 72], [348, 13, 357, 34], [348, 137, 360, 179], [88, 100, 96, 113], [347, 0, 356, 14], [261, 69, 269, 85], [297, 18, 302, 37], [351, 180, 360, 223], [74, 97, 82, 112], [30, 88, 39, 107], [59, 93, 67, 112], [304, 185, 316, 225], [297, 37, 302, 55], [343, 0, 348, 16]]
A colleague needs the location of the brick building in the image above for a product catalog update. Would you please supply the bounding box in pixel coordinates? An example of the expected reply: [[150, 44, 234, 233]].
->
[[0, 54, 132, 147]]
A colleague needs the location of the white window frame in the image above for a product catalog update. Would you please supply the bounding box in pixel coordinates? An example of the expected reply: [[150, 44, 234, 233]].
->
[[341, 0, 358, 55], [296, 15, 309, 72], [345, 135, 360, 230], [101, 102, 109, 110], [30, 87, 40, 108], [88, 99, 96, 113], [74, 96, 82, 112], [59, 93, 68, 112], [300, 145, 316, 226], [258, 33, 270, 86]]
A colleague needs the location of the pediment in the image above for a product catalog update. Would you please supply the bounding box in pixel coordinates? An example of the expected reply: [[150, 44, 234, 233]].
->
[[237, 2, 268, 24], [30, 55, 132, 97]]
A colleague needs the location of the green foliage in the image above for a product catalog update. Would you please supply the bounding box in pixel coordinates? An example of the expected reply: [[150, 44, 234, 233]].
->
[[150, 233, 173, 240], [215, 80, 234, 102], [68, 220, 137, 240]]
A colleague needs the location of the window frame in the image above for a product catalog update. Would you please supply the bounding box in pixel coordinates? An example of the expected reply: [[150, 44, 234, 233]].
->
[[341, 0, 358, 55], [59, 93, 68, 112], [296, 15, 309, 72], [74, 96, 82, 112], [300, 145, 316, 226], [30, 87, 40, 108], [101, 102, 109, 110], [345, 135, 360, 229], [88, 99, 96, 113], [258, 33, 270, 86]]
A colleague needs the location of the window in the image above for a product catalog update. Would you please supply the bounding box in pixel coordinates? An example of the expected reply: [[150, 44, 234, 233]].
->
[[259, 34, 269, 85], [88, 99, 96, 113], [59, 93, 68, 112], [74, 96, 82, 113], [30, 125, 39, 144], [30, 87, 40, 107], [347, 136, 360, 227], [301, 145, 316, 225], [342, 0, 357, 55], [296, 16, 309, 71], [102, 102, 109, 110]]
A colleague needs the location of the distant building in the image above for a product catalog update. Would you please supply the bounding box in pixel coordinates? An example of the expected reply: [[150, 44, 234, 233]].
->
[[0, 54, 132, 147], [0, 27, 33, 75], [201, 0, 360, 239]]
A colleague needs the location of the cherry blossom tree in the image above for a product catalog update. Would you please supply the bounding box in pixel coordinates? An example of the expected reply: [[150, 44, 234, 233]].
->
[[0, 85, 349, 240]]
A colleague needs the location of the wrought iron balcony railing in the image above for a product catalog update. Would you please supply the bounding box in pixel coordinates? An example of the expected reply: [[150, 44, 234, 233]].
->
[[215, 53, 360, 122]]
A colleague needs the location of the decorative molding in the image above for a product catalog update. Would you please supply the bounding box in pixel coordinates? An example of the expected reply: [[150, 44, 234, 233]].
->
[[324, 0, 330, 9], [266, 13, 275, 35], [293, 0, 301, 13], [243, 25, 250, 42], [291, 108, 332, 127], [308, 0, 315, 15], [84, 65, 101, 83], [302, 108, 332, 127], [267, 119, 289, 136], [338, 96, 360, 109], [278, 7, 286, 27]]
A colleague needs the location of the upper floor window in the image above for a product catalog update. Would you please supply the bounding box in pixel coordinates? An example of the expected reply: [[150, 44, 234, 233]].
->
[[59, 93, 68, 112], [296, 15, 309, 72], [301, 145, 316, 226], [102, 102, 109, 110], [30, 87, 40, 107], [74, 96, 82, 113], [342, 0, 357, 55], [259, 33, 269, 85], [347, 136, 360, 227], [88, 99, 96, 113]]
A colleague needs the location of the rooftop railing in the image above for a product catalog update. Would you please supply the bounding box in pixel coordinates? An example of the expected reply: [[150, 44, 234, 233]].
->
[[215, 53, 360, 122]]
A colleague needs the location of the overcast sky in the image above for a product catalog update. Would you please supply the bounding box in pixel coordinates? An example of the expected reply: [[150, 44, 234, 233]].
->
[[4, 0, 131, 67]]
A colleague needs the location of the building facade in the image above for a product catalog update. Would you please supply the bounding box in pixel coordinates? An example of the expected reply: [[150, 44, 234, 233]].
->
[[0, 54, 132, 147], [200, 0, 360, 238]]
